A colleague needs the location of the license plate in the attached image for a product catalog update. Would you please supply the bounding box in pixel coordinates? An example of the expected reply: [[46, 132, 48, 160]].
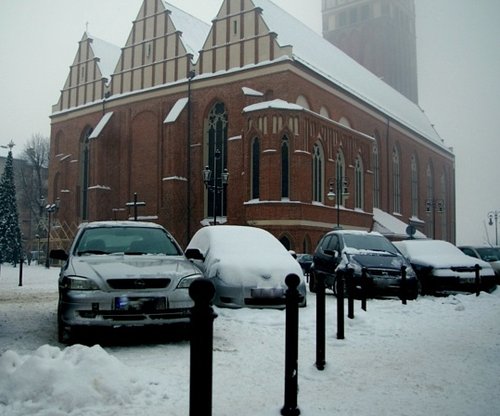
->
[[114, 297, 166, 311], [250, 288, 285, 299]]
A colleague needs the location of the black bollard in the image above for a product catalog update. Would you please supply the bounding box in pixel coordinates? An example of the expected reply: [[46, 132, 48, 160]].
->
[[189, 278, 217, 416], [315, 273, 326, 370], [474, 264, 481, 297], [281, 273, 301, 416], [347, 268, 354, 319], [336, 270, 345, 340], [400, 265, 407, 305], [18, 257, 24, 287], [361, 268, 367, 312]]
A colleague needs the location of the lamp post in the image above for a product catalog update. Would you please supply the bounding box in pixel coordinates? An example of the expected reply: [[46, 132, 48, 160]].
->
[[327, 177, 349, 229], [203, 148, 229, 226], [488, 210, 499, 246], [425, 199, 444, 239], [45, 198, 60, 268]]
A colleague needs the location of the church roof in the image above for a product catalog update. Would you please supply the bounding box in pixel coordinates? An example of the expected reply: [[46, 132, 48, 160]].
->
[[161, 1, 210, 61], [86, 33, 121, 83], [252, 0, 446, 149]]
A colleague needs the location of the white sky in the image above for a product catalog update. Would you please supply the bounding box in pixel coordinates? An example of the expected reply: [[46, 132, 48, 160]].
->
[[0, 0, 499, 245]]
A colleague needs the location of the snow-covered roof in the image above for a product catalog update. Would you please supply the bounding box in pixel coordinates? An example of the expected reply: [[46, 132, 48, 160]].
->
[[163, 98, 188, 124], [87, 33, 121, 82], [89, 112, 113, 139], [162, 1, 211, 61], [372, 208, 427, 240], [252, 0, 447, 150], [243, 98, 303, 113]]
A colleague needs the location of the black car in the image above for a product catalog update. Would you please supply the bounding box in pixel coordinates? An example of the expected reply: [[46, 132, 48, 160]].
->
[[296, 253, 313, 275], [309, 230, 419, 299]]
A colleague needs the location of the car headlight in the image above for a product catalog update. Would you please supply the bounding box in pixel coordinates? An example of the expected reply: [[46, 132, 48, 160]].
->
[[61, 276, 100, 290], [404, 265, 417, 278], [177, 274, 204, 289]]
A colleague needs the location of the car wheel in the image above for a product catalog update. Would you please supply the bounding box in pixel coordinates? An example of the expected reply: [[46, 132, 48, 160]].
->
[[57, 304, 72, 344], [309, 272, 317, 293]]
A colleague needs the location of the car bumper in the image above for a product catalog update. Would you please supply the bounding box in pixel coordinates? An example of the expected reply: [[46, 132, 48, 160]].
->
[[59, 290, 193, 328]]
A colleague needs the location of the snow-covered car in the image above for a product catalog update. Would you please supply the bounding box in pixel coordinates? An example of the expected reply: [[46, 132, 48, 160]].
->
[[309, 230, 419, 299], [394, 240, 497, 294], [458, 246, 500, 284], [50, 221, 203, 343], [185, 225, 307, 308]]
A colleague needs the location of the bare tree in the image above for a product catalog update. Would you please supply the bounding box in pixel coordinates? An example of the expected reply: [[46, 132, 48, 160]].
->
[[19, 134, 49, 236]]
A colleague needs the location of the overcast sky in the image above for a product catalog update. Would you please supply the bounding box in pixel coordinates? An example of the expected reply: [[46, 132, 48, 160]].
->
[[0, 0, 499, 246]]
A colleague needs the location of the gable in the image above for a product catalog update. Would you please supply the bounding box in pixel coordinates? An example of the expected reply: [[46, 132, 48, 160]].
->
[[198, 0, 291, 74], [111, 0, 210, 95], [53, 32, 120, 112]]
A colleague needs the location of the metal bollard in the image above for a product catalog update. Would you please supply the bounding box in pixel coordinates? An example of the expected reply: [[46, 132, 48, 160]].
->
[[18, 257, 24, 287], [347, 268, 354, 319], [189, 278, 217, 416], [474, 264, 481, 297], [336, 270, 345, 340], [400, 265, 407, 305], [361, 268, 367, 312], [315, 273, 326, 371], [281, 273, 301, 416]]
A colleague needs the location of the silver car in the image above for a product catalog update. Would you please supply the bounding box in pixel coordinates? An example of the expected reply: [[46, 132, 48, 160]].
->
[[50, 221, 203, 343]]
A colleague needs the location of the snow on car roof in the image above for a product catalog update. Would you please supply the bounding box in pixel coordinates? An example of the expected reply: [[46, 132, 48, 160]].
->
[[78, 221, 165, 229]]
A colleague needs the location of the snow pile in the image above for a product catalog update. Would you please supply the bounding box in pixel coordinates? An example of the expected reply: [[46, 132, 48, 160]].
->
[[0, 344, 146, 414], [1, 264, 500, 415]]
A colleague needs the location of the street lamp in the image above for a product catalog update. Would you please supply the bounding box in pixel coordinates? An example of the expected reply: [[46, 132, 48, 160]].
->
[[488, 210, 499, 246], [45, 198, 60, 268], [203, 148, 229, 225], [327, 177, 349, 229]]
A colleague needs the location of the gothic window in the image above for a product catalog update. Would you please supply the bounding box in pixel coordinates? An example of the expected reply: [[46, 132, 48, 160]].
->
[[355, 155, 364, 209], [281, 136, 290, 199], [372, 141, 380, 208], [336, 149, 347, 205], [411, 154, 419, 217], [80, 127, 92, 221], [251, 137, 260, 200], [426, 163, 434, 237], [312, 142, 324, 203], [392, 147, 401, 213], [205, 102, 228, 220]]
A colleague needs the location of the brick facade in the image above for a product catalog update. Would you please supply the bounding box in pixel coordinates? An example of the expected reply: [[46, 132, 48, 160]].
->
[[49, 0, 455, 250]]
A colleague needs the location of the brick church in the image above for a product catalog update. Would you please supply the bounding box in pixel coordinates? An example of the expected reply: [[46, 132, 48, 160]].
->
[[48, 0, 455, 250]]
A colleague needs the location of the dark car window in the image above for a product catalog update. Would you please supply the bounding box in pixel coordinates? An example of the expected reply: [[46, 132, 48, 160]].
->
[[342, 233, 397, 254], [476, 247, 500, 262], [461, 247, 478, 258], [74, 227, 182, 255]]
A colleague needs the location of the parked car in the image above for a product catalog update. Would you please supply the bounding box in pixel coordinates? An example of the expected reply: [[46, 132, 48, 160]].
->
[[185, 225, 307, 308], [309, 230, 419, 299], [394, 240, 497, 294], [458, 246, 500, 284], [296, 253, 313, 275], [50, 221, 203, 343]]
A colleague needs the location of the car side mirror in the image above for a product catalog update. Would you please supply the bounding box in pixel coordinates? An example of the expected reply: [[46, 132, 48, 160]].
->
[[324, 249, 339, 259], [185, 248, 205, 261], [50, 249, 68, 261]]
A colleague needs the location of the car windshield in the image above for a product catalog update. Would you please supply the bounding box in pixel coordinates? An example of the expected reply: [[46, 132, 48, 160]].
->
[[476, 247, 500, 262], [74, 226, 182, 256], [343, 234, 397, 254]]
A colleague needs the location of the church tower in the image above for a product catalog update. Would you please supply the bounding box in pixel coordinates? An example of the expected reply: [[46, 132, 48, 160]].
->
[[322, 0, 418, 103]]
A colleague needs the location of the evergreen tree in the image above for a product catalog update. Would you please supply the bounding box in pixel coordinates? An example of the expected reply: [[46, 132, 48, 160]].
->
[[0, 148, 23, 265]]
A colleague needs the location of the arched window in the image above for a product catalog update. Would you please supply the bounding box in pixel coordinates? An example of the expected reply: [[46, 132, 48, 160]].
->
[[355, 155, 364, 209], [440, 171, 447, 239], [372, 138, 380, 208], [336, 149, 347, 205], [392, 146, 401, 213], [281, 136, 290, 199], [312, 142, 324, 202], [251, 137, 260, 199], [426, 163, 434, 237], [80, 127, 92, 221], [296, 95, 310, 110], [411, 154, 419, 217], [205, 102, 228, 220], [339, 117, 351, 128]]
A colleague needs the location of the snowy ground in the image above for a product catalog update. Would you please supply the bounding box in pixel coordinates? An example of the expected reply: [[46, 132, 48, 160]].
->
[[1, 264, 499, 416]]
